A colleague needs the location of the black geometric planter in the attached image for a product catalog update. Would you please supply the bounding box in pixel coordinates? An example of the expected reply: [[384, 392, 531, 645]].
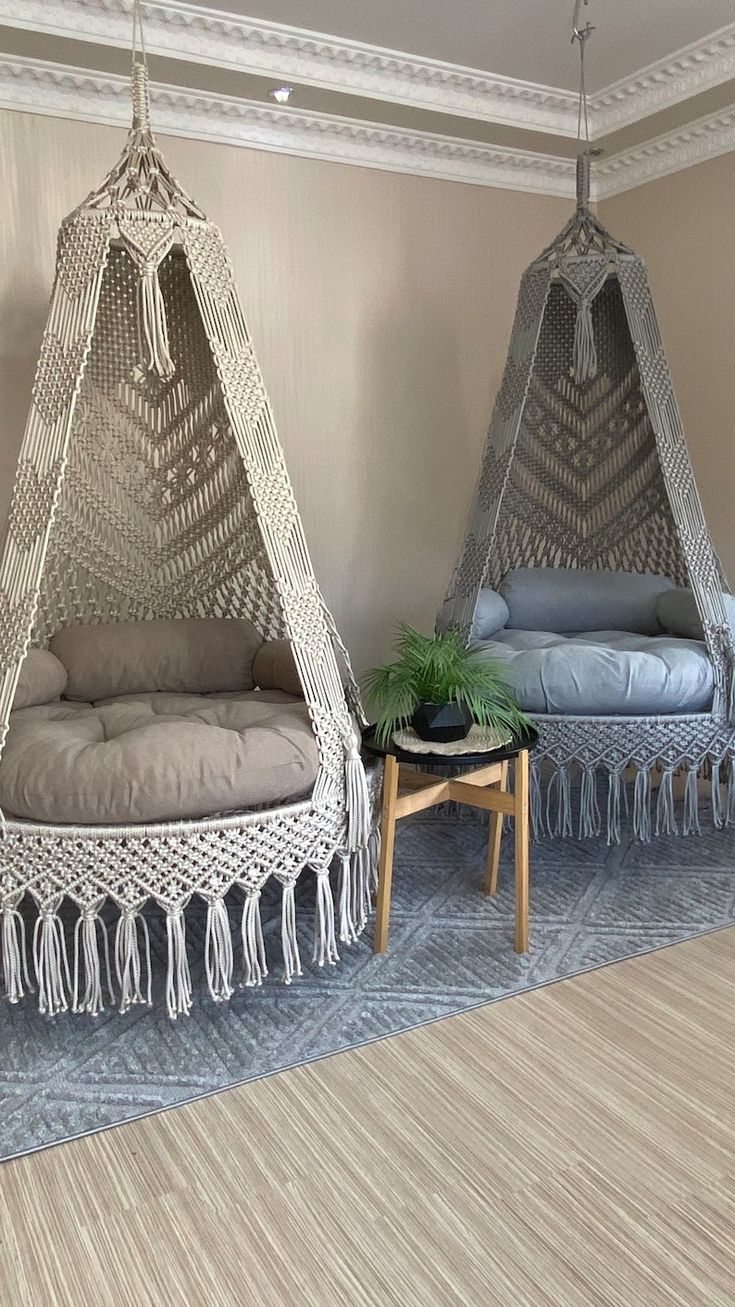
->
[[411, 700, 473, 743]]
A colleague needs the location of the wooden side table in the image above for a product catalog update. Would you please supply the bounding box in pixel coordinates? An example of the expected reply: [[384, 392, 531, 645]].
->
[[361, 729, 535, 956]]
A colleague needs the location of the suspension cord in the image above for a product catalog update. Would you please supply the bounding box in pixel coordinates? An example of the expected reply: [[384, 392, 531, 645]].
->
[[571, 0, 594, 148], [132, 0, 148, 69]]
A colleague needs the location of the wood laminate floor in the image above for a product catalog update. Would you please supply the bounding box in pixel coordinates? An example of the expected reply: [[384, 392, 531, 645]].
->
[[1, 928, 734, 1307]]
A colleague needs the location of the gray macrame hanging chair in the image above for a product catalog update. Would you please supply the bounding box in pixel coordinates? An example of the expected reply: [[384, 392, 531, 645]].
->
[[0, 32, 377, 1018], [442, 152, 735, 843]]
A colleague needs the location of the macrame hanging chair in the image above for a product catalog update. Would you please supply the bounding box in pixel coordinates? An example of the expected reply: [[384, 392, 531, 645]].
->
[[442, 147, 735, 842], [0, 33, 377, 1017]]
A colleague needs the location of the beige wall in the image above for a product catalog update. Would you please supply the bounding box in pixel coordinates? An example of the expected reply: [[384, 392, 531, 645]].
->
[[0, 110, 567, 672], [601, 153, 735, 581], [2, 111, 733, 677]]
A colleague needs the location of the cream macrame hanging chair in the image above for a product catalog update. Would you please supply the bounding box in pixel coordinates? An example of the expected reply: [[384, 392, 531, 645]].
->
[[442, 11, 735, 844], [0, 22, 377, 1018]]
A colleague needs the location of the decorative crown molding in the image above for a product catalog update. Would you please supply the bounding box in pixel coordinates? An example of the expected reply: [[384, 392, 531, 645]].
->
[[595, 104, 735, 199], [0, 56, 578, 198], [1, 54, 733, 201], [4, 2, 735, 142], [592, 23, 735, 135], [2, 0, 582, 137]]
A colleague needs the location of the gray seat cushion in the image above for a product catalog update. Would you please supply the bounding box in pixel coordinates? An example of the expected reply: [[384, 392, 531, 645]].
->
[[499, 568, 674, 635], [477, 629, 714, 715], [0, 691, 318, 825]]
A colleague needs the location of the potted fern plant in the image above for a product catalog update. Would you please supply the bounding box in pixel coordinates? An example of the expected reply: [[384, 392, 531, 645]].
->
[[363, 624, 530, 747]]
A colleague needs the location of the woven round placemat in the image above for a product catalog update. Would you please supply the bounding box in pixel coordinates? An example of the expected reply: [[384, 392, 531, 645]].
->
[[392, 724, 512, 756]]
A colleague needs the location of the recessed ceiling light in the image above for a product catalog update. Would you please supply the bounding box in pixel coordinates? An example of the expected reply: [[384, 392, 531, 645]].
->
[[269, 86, 294, 105]]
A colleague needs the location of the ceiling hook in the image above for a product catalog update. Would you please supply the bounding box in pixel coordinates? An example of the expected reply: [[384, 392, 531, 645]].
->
[[571, 0, 594, 45]]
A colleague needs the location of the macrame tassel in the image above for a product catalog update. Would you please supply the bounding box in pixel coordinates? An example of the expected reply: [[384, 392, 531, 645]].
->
[[280, 882, 302, 985], [632, 768, 652, 843], [349, 847, 372, 936], [578, 768, 601, 839], [240, 890, 268, 987], [115, 909, 152, 1013], [165, 908, 192, 1019], [530, 763, 543, 841], [205, 897, 234, 1003], [546, 766, 572, 838], [345, 739, 371, 853], [313, 870, 340, 967], [338, 853, 358, 944], [727, 764, 735, 829], [683, 767, 701, 837], [138, 267, 175, 380], [711, 762, 724, 830], [606, 770, 622, 846], [2, 896, 32, 1004], [367, 826, 381, 895], [655, 769, 678, 837], [572, 299, 598, 383], [32, 907, 71, 1016], [72, 908, 114, 1016]]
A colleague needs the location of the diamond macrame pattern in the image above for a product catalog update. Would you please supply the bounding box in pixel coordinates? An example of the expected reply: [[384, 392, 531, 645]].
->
[[7, 461, 63, 553], [56, 217, 110, 300], [32, 334, 88, 426], [185, 226, 234, 302]]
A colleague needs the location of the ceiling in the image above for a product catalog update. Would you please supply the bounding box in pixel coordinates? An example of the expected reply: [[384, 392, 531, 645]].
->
[[1, 0, 734, 199]]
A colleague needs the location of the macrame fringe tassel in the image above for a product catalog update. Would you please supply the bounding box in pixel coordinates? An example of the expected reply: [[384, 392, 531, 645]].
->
[[683, 767, 701, 836], [165, 908, 192, 1020], [281, 882, 302, 985], [338, 853, 358, 945], [350, 847, 372, 935], [72, 909, 114, 1016], [633, 768, 652, 843], [578, 768, 601, 839], [2, 896, 32, 1004], [572, 300, 598, 383], [345, 740, 371, 853], [530, 764, 543, 841], [313, 870, 339, 967], [546, 766, 572, 838], [205, 897, 234, 1003], [711, 763, 724, 830], [655, 770, 678, 837], [138, 268, 175, 379], [32, 908, 71, 1016], [115, 910, 152, 1013], [727, 764, 735, 829], [367, 827, 381, 894], [606, 770, 622, 846], [240, 890, 267, 987]]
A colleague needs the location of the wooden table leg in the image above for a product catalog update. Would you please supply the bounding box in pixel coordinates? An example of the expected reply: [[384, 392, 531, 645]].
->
[[514, 749, 530, 953], [374, 753, 400, 953], [484, 760, 508, 896]]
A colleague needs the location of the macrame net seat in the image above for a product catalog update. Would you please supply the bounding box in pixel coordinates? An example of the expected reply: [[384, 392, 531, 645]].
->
[[443, 156, 735, 843], [0, 61, 378, 1018]]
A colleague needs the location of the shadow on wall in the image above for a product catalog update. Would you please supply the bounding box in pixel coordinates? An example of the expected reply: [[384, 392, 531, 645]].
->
[[0, 282, 49, 538], [348, 282, 477, 676]]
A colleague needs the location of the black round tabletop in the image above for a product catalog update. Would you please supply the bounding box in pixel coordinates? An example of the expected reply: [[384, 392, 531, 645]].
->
[[361, 723, 538, 768]]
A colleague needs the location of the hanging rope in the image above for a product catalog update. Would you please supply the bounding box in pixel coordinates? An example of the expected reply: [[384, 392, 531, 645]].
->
[[568, 0, 600, 382]]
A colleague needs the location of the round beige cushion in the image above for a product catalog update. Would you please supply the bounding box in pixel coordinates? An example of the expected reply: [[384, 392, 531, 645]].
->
[[0, 693, 318, 825]]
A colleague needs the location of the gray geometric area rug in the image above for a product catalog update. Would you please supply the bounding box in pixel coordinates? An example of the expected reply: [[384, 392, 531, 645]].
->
[[2, 811, 735, 1162]]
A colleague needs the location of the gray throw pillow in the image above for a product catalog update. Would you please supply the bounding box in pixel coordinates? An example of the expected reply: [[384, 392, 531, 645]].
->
[[656, 588, 735, 641], [12, 648, 68, 709], [500, 568, 674, 635], [51, 618, 264, 702], [435, 589, 509, 640]]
